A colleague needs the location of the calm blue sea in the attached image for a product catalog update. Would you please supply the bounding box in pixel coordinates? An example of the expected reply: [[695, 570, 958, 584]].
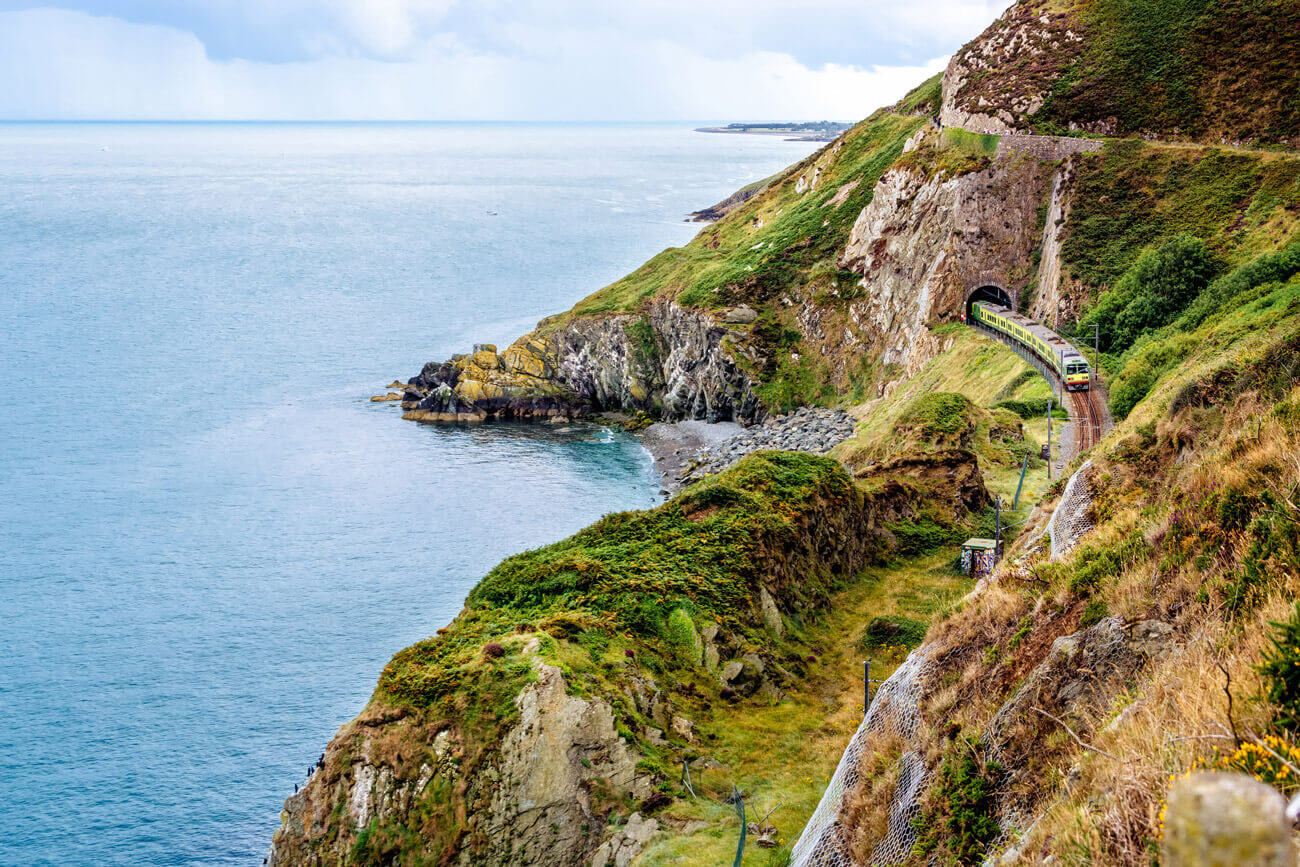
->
[[0, 123, 817, 865]]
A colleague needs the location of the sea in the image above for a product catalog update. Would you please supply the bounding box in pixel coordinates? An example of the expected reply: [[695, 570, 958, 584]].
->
[[0, 122, 818, 865]]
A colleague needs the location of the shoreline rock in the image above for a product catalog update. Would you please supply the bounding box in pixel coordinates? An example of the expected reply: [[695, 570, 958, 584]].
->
[[679, 408, 857, 486]]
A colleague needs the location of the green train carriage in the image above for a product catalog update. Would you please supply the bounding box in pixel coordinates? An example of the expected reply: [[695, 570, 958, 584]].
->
[[967, 301, 1090, 391]]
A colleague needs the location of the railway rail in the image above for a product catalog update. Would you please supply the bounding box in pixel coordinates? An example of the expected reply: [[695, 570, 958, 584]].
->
[[965, 302, 1111, 459]]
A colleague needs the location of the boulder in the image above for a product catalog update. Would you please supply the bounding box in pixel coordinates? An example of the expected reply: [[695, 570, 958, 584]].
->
[[723, 305, 759, 324], [759, 587, 785, 637], [1161, 772, 1290, 867], [591, 813, 659, 867]]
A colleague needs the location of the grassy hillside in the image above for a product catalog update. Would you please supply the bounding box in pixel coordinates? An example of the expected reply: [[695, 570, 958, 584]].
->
[[949, 0, 1300, 145], [1032, 0, 1300, 144], [889, 279, 1300, 865], [557, 112, 923, 322]]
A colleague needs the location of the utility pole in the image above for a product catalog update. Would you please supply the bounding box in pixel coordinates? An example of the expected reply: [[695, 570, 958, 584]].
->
[[1092, 323, 1101, 363]]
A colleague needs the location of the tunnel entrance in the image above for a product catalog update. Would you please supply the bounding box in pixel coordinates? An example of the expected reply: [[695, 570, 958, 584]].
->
[[965, 284, 1014, 321]]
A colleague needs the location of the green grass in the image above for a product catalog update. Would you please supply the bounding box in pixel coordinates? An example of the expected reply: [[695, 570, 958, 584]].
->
[[896, 72, 943, 117], [1061, 141, 1300, 294], [635, 550, 976, 867], [838, 328, 1052, 467], [551, 112, 924, 324]]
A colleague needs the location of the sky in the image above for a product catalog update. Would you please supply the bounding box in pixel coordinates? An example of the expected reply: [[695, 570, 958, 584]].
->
[[0, 0, 1008, 120]]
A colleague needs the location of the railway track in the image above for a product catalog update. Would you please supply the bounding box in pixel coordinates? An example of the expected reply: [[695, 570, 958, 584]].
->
[[1065, 386, 1103, 452]]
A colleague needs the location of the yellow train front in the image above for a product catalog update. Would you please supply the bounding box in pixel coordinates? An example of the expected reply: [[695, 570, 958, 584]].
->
[[1063, 358, 1091, 392], [969, 301, 1090, 392]]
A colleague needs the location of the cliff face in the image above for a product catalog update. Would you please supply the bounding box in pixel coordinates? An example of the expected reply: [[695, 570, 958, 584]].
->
[[401, 300, 762, 424], [831, 139, 1053, 382]]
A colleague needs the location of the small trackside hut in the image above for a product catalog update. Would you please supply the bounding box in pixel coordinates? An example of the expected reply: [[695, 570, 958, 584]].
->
[[961, 537, 999, 577]]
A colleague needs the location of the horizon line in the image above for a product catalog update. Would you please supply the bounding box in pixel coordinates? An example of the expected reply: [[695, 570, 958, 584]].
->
[[0, 118, 857, 125]]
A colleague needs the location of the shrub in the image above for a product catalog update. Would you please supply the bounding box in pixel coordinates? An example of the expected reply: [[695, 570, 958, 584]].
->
[[481, 642, 506, 660], [1180, 238, 1300, 330], [664, 608, 701, 659], [1080, 598, 1109, 628], [914, 736, 1003, 863], [860, 615, 928, 649], [1258, 603, 1300, 730], [1078, 234, 1217, 353], [1200, 736, 1300, 795]]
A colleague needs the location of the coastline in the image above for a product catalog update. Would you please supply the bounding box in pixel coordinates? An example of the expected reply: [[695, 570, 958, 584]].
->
[[694, 126, 841, 142], [636, 419, 743, 493]]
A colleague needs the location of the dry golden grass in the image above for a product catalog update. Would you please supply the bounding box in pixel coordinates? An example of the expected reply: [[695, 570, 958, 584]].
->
[[839, 730, 907, 859], [996, 387, 1300, 863], [1015, 596, 1291, 864]]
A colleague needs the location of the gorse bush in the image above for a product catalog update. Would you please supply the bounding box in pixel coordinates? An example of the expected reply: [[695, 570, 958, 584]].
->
[[915, 736, 1003, 864], [380, 452, 864, 706], [1258, 603, 1300, 730], [1179, 238, 1300, 330]]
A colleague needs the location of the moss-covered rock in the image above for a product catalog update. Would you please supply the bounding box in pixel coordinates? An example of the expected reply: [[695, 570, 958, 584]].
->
[[267, 451, 989, 866]]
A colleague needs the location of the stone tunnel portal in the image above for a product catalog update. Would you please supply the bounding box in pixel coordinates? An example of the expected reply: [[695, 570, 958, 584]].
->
[[965, 284, 1014, 320]]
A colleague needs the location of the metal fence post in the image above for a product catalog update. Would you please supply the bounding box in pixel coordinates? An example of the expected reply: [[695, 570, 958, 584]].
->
[[732, 786, 746, 867], [1012, 453, 1029, 509], [864, 658, 872, 716]]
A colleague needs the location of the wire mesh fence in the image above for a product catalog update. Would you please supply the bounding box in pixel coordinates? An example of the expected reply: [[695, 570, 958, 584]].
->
[[1048, 459, 1093, 561], [788, 647, 933, 867]]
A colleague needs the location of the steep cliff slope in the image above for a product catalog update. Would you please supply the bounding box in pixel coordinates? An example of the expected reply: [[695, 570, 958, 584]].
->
[[940, 0, 1300, 144], [268, 451, 989, 866], [282, 0, 1300, 863]]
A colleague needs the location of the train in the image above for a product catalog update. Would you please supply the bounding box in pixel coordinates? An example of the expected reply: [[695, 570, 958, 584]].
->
[[967, 301, 1091, 391]]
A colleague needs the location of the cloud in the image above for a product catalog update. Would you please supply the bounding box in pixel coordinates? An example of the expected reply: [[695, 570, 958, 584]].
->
[[0, 4, 962, 120]]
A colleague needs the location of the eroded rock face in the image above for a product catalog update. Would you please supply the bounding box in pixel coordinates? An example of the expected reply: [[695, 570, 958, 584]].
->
[[987, 617, 1174, 815], [479, 662, 653, 865], [268, 662, 656, 867], [402, 301, 762, 424], [830, 154, 1052, 385]]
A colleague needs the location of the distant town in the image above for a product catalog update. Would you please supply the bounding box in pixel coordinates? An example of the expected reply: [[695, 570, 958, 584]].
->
[[695, 121, 853, 142]]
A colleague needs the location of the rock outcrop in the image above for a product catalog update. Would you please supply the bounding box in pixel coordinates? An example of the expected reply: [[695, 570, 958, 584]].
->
[[270, 657, 658, 867], [1161, 773, 1292, 867], [827, 146, 1054, 383], [401, 301, 763, 424], [939, 0, 1087, 135]]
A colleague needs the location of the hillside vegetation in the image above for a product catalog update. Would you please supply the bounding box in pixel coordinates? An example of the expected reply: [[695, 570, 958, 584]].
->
[[270, 0, 1300, 863], [944, 0, 1300, 145]]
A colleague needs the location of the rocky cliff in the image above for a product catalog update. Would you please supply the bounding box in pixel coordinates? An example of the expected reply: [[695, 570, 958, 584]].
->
[[267, 451, 989, 865], [400, 300, 763, 424]]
